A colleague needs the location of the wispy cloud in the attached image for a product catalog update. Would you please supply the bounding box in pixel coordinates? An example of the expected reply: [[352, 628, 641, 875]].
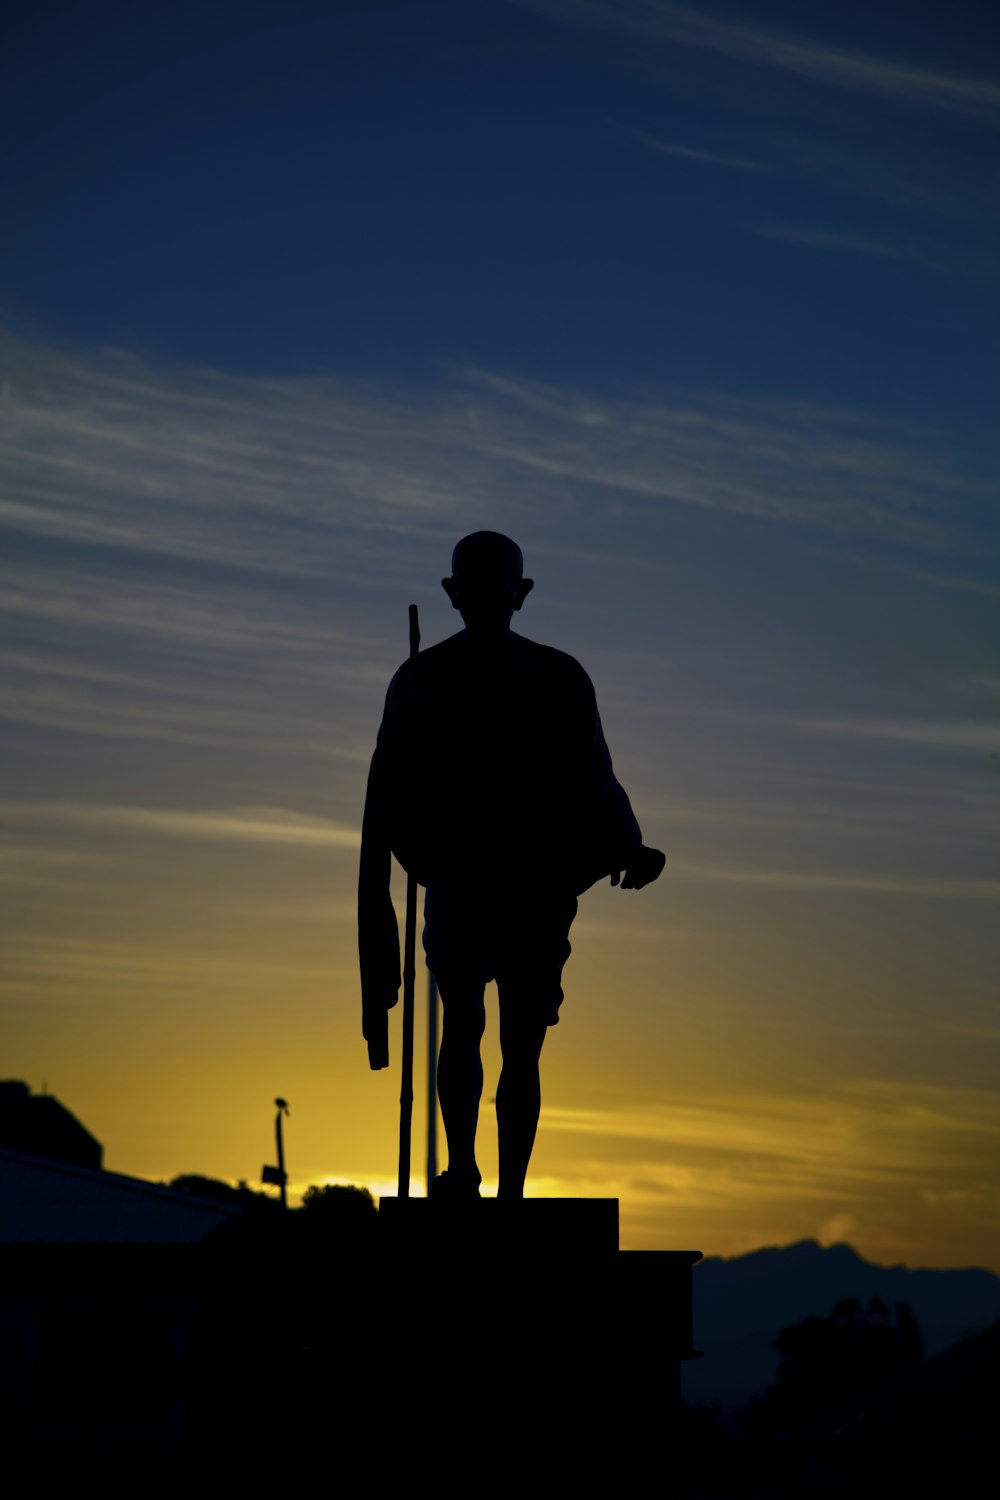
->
[[801, 717, 1000, 753], [752, 222, 938, 271], [646, 139, 761, 170], [0, 842, 115, 887], [0, 335, 466, 583], [627, 126, 763, 172], [531, 1080, 1000, 1258], [0, 334, 986, 591], [639, 779, 1000, 903], [0, 934, 343, 994], [899, 569, 1000, 599], [947, 1025, 1000, 1044], [0, 675, 312, 749], [666, 858, 1000, 901], [648, 786, 1000, 838], [0, 801, 360, 849], [540, 1080, 1000, 1196], [462, 370, 981, 549], [0, 577, 376, 659], [528, 1, 1000, 117], [0, 597, 382, 754]]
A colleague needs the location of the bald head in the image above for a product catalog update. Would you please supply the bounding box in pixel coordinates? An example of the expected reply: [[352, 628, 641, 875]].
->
[[451, 531, 524, 584], [443, 531, 534, 636]]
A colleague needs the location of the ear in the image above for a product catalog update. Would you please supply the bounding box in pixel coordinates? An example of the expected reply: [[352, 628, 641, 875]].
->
[[441, 577, 460, 609], [513, 578, 534, 611]]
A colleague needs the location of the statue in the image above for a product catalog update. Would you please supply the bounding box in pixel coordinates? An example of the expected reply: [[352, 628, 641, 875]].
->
[[359, 532, 664, 1200]]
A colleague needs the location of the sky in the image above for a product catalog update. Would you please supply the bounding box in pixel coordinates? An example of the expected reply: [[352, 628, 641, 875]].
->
[[1, 0, 998, 1269]]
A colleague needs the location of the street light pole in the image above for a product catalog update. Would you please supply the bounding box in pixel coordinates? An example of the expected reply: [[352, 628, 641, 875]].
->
[[261, 1097, 291, 1208]]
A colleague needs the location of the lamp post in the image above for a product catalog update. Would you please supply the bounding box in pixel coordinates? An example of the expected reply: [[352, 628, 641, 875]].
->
[[262, 1097, 290, 1208]]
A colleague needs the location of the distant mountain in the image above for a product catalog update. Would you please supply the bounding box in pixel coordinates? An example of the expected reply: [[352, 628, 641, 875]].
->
[[682, 1239, 1000, 1413]]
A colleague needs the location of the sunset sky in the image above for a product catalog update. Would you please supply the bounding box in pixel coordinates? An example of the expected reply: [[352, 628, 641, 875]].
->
[[2, 1, 998, 1269]]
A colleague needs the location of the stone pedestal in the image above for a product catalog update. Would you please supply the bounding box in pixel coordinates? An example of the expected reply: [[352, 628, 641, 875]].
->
[[377, 1196, 701, 1480]]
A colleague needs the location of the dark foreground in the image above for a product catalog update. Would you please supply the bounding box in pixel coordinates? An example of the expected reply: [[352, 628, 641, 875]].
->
[[4, 1197, 992, 1492]]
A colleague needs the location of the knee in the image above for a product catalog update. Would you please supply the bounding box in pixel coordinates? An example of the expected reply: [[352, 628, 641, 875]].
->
[[499, 1015, 547, 1063], [442, 1000, 486, 1045]]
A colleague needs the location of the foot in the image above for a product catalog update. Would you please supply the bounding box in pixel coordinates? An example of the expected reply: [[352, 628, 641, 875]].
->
[[430, 1171, 481, 1204]]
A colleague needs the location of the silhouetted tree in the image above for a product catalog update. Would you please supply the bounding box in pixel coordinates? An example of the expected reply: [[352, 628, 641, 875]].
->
[[167, 1173, 276, 1211], [749, 1296, 924, 1437], [299, 1182, 377, 1242]]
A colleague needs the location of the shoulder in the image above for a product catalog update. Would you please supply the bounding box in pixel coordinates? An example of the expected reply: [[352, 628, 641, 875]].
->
[[385, 629, 596, 702], [385, 631, 465, 703], [510, 633, 596, 695], [417, 630, 467, 670]]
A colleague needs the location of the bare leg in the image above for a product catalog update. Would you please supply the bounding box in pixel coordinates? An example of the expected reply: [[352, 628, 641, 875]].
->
[[496, 1011, 547, 1200], [436, 991, 486, 1189]]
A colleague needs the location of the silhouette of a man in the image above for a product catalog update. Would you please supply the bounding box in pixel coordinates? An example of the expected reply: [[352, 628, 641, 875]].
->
[[359, 532, 664, 1199]]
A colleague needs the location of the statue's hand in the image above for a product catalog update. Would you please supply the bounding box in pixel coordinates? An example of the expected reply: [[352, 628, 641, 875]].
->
[[367, 1032, 389, 1071], [613, 845, 666, 890], [364, 1006, 390, 1071]]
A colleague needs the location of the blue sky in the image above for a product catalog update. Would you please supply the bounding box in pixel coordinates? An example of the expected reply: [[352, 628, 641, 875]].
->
[[2, 1, 998, 1265], [4, 1, 997, 409]]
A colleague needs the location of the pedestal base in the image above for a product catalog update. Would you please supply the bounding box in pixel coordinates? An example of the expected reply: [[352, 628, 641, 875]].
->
[[376, 1194, 701, 1476], [379, 1193, 621, 1257]]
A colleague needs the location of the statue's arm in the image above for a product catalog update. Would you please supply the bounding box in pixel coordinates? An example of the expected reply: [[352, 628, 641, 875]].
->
[[586, 683, 665, 891]]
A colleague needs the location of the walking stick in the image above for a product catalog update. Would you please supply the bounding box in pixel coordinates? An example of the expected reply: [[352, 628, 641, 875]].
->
[[397, 603, 420, 1197]]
